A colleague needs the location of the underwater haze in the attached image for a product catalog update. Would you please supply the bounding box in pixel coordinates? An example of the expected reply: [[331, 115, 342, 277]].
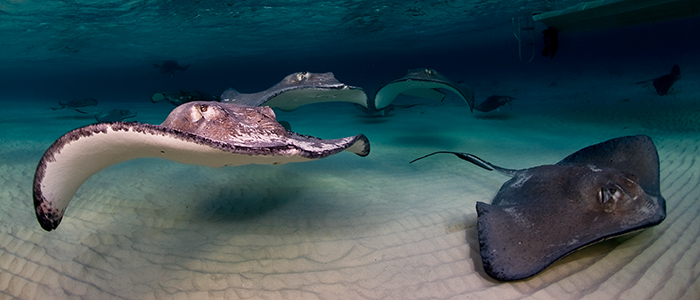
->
[[1, 1, 700, 299]]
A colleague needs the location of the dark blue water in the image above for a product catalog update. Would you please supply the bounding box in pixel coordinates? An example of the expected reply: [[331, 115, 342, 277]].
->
[[1, 2, 697, 107]]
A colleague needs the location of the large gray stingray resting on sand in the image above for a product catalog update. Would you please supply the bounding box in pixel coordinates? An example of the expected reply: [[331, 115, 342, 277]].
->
[[33, 101, 370, 231], [373, 68, 475, 112], [411, 135, 666, 281], [220, 71, 368, 111]]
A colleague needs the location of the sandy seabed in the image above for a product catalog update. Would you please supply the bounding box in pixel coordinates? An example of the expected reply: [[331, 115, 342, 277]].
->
[[1, 64, 699, 300]]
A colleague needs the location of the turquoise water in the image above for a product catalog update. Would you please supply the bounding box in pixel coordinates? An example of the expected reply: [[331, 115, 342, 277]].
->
[[1, 2, 700, 299]]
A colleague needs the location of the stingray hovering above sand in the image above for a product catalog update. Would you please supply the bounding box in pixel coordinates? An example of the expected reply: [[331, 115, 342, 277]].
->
[[635, 65, 681, 96], [76, 109, 138, 123], [410, 135, 666, 281], [220, 71, 368, 111], [373, 68, 474, 112], [51, 98, 98, 110], [33, 101, 370, 231], [474, 95, 515, 113]]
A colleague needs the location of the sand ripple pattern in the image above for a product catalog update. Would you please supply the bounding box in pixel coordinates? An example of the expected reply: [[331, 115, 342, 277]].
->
[[1, 101, 699, 299]]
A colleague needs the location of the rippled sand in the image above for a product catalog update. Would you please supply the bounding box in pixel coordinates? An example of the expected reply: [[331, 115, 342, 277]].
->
[[1, 67, 699, 299]]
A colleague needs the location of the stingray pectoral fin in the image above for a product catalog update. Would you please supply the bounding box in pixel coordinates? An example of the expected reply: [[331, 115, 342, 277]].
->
[[33, 122, 369, 231], [374, 80, 441, 110], [338, 134, 370, 157], [476, 202, 549, 281], [475, 201, 519, 280]]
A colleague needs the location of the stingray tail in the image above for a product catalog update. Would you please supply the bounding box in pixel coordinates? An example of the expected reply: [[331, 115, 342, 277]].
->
[[410, 151, 518, 176]]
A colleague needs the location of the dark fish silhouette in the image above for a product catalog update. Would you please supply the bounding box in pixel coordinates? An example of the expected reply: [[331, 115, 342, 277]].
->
[[541, 27, 559, 59], [51, 98, 98, 110], [153, 60, 190, 77], [653, 65, 681, 96], [411, 135, 666, 281], [76, 109, 137, 123], [474, 95, 515, 113], [635, 65, 681, 96]]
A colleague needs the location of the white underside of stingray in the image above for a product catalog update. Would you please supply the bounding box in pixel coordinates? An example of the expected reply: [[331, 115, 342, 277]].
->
[[33, 102, 369, 231], [220, 71, 368, 111], [219, 69, 475, 114], [374, 68, 475, 111], [257, 87, 368, 111]]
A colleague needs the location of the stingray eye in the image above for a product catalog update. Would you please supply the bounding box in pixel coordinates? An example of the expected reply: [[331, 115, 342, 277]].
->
[[600, 186, 623, 204], [599, 188, 607, 204], [199, 104, 208, 112]]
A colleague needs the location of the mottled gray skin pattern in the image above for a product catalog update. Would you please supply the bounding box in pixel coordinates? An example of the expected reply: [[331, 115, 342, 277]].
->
[[160, 102, 370, 158], [220, 71, 347, 107], [413, 135, 666, 281], [476, 135, 666, 281], [162, 102, 289, 146]]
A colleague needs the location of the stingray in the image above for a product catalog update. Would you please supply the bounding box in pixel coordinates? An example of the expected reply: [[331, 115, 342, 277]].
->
[[220, 71, 368, 111], [410, 135, 666, 281], [152, 90, 220, 106], [33, 101, 370, 231], [76, 109, 138, 122], [154, 60, 190, 77], [653, 65, 681, 95], [373, 68, 474, 112], [474, 95, 515, 113], [635, 65, 681, 96], [51, 98, 98, 110]]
